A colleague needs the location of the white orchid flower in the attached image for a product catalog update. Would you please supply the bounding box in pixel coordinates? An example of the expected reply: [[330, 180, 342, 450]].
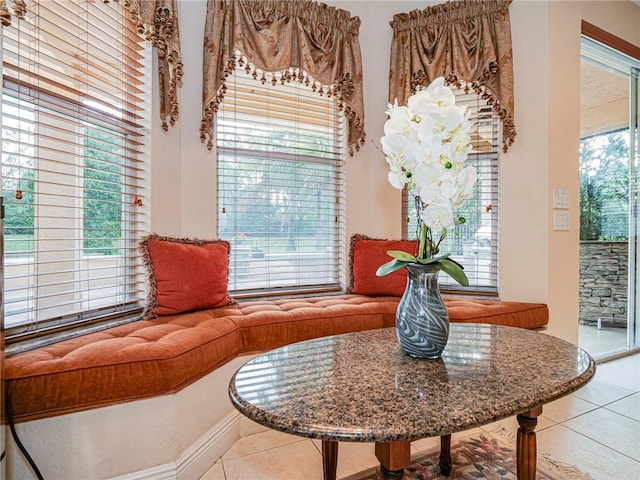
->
[[381, 133, 410, 160], [434, 106, 465, 134], [422, 198, 455, 234], [388, 169, 407, 190], [425, 77, 456, 106], [451, 166, 478, 206], [380, 76, 475, 272], [411, 133, 442, 164]]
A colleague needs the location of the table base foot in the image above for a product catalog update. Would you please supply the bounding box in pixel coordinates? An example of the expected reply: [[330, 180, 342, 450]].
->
[[380, 464, 405, 480]]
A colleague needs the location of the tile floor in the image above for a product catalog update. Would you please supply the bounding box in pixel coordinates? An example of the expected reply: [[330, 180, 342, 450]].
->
[[201, 351, 640, 480], [579, 323, 630, 359]]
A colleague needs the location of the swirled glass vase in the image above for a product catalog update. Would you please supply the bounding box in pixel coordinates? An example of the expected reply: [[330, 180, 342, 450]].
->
[[395, 263, 450, 359]]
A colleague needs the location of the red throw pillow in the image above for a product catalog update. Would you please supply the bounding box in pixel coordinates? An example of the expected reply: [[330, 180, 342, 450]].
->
[[348, 234, 418, 297], [139, 235, 234, 319]]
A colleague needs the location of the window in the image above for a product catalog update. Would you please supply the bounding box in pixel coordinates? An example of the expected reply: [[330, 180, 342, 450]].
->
[[403, 88, 499, 294], [216, 64, 346, 297], [1, 0, 150, 343]]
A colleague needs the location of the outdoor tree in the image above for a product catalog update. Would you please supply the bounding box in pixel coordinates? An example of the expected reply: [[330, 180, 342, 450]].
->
[[83, 128, 123, 255], [580, 130, 629, 241], [1, 123, 35, 246], [218, 121, 336, 253]]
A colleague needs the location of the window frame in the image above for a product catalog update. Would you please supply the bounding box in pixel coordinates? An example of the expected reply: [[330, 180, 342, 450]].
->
[[1, 0, 151, 348], [215, 65, 347, 298]]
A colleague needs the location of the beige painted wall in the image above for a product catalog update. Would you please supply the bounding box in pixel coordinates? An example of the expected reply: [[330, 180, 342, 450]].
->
[[149, 0, 640, 344], [543, 0, 639, 342]]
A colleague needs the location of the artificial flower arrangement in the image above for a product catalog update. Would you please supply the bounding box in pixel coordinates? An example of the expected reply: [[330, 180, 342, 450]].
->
[[376, 77, 477, 286]]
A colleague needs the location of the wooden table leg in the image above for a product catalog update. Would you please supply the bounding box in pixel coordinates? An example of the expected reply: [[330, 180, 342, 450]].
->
[[516, 406, 543, 480], [322, 440, 338, 480], [379, 465, 405, 479], [439, 434, 452, 476], [375, 441, 411, 480]]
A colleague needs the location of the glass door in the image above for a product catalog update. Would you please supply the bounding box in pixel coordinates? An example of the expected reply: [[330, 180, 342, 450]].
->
[[579, 36, 640, 359]]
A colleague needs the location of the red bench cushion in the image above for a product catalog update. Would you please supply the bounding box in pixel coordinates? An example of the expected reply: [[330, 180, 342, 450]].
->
[[4, 295, 548, 422]]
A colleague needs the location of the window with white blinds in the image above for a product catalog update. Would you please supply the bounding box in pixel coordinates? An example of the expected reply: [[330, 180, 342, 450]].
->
[[1, 0, 150, 341], [403, 88, 500, 294], [216, 64, 346, 297]]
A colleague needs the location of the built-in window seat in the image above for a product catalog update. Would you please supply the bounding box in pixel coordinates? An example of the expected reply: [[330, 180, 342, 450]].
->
[[4, 294, 548, 479]]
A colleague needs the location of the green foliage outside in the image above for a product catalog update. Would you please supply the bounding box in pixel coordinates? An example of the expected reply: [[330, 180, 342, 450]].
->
[[2, 121, 125, 255], [4, 169, 35, 241], [219, 154, 336, 253], [580, 130, 629, 241], [83, 129, 124, 255]]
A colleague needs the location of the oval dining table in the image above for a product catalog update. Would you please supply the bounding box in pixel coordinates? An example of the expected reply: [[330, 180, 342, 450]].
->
[[229, 324, 596, 480]]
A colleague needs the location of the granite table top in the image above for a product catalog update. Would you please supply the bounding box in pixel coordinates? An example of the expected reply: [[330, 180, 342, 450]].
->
[[229, 324, 596, 443]]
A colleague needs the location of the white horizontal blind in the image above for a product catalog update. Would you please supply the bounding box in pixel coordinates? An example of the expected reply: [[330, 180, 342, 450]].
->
[[404, 88, 500, 294], [216, 64, 346, 296], [1, 0, 150, 339]]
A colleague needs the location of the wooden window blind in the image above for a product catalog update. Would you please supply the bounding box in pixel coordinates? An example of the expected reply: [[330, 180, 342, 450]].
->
[[216, 64, 346, 297], [1, 0, 150, 343]]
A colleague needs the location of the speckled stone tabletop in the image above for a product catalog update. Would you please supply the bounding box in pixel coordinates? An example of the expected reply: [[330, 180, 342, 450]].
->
[[229, 324, 595, 443]]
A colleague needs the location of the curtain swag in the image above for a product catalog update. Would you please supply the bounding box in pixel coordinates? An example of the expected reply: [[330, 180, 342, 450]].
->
[[1, 0, 183, 131], [201, 0, 365, 156], [389, 0, 516, 152]]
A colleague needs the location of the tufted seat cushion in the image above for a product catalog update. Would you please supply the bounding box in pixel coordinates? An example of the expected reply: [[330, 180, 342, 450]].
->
[[4, 295, 396, 421], [236, 295, 399, 352], [4, 294, 548, 422], [5, 312, 240, 421], [445, 298, 549, 330]]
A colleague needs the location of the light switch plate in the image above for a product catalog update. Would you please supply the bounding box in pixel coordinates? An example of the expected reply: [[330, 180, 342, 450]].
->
[[553, 210, 570, 230], [553, 189, 570, 209]]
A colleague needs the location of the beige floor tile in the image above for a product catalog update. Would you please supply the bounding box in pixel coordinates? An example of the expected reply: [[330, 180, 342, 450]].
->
[[540, 394, 599, 423], [480, 414, 555, 436], [605, 392, 640, 421], [562, 407, 640, 461], [222, 439, 322, 480], [594, 354, 640, 391], [571, 378, 636, 406], [333, 442, 380, 479], [578, 324, 628, 358], [199, 460, 226, 480], [409, 434, 442, 459], [536, 424, 640, 480], [314, 433, 478, 479], [310, 439, 381, 479], [222, 429, 306, 461]]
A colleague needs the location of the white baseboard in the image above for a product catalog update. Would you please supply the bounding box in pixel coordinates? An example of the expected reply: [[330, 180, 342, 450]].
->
[[110, 411, 243, 480], [177, 411, 242, 480], [110, 463, 177, 480]]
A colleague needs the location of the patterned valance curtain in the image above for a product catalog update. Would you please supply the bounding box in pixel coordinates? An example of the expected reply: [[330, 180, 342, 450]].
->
[[201, 0, 365, 155], [389, 0, 516, 152], [1, 0, 183, 130]]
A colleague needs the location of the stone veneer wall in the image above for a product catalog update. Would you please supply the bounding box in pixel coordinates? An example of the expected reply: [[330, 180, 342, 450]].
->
[[579, 241, 628, 327]]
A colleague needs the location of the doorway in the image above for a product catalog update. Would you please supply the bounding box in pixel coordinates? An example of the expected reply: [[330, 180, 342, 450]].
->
[[579, 30, 640, 359]]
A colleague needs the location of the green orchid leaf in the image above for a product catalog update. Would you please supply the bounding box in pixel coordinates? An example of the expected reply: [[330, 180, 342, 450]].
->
[[386, 250, 417, 262], [376, 258, 412, 277], [416, 252, 451, 265], [437, 258, 469, 286]]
